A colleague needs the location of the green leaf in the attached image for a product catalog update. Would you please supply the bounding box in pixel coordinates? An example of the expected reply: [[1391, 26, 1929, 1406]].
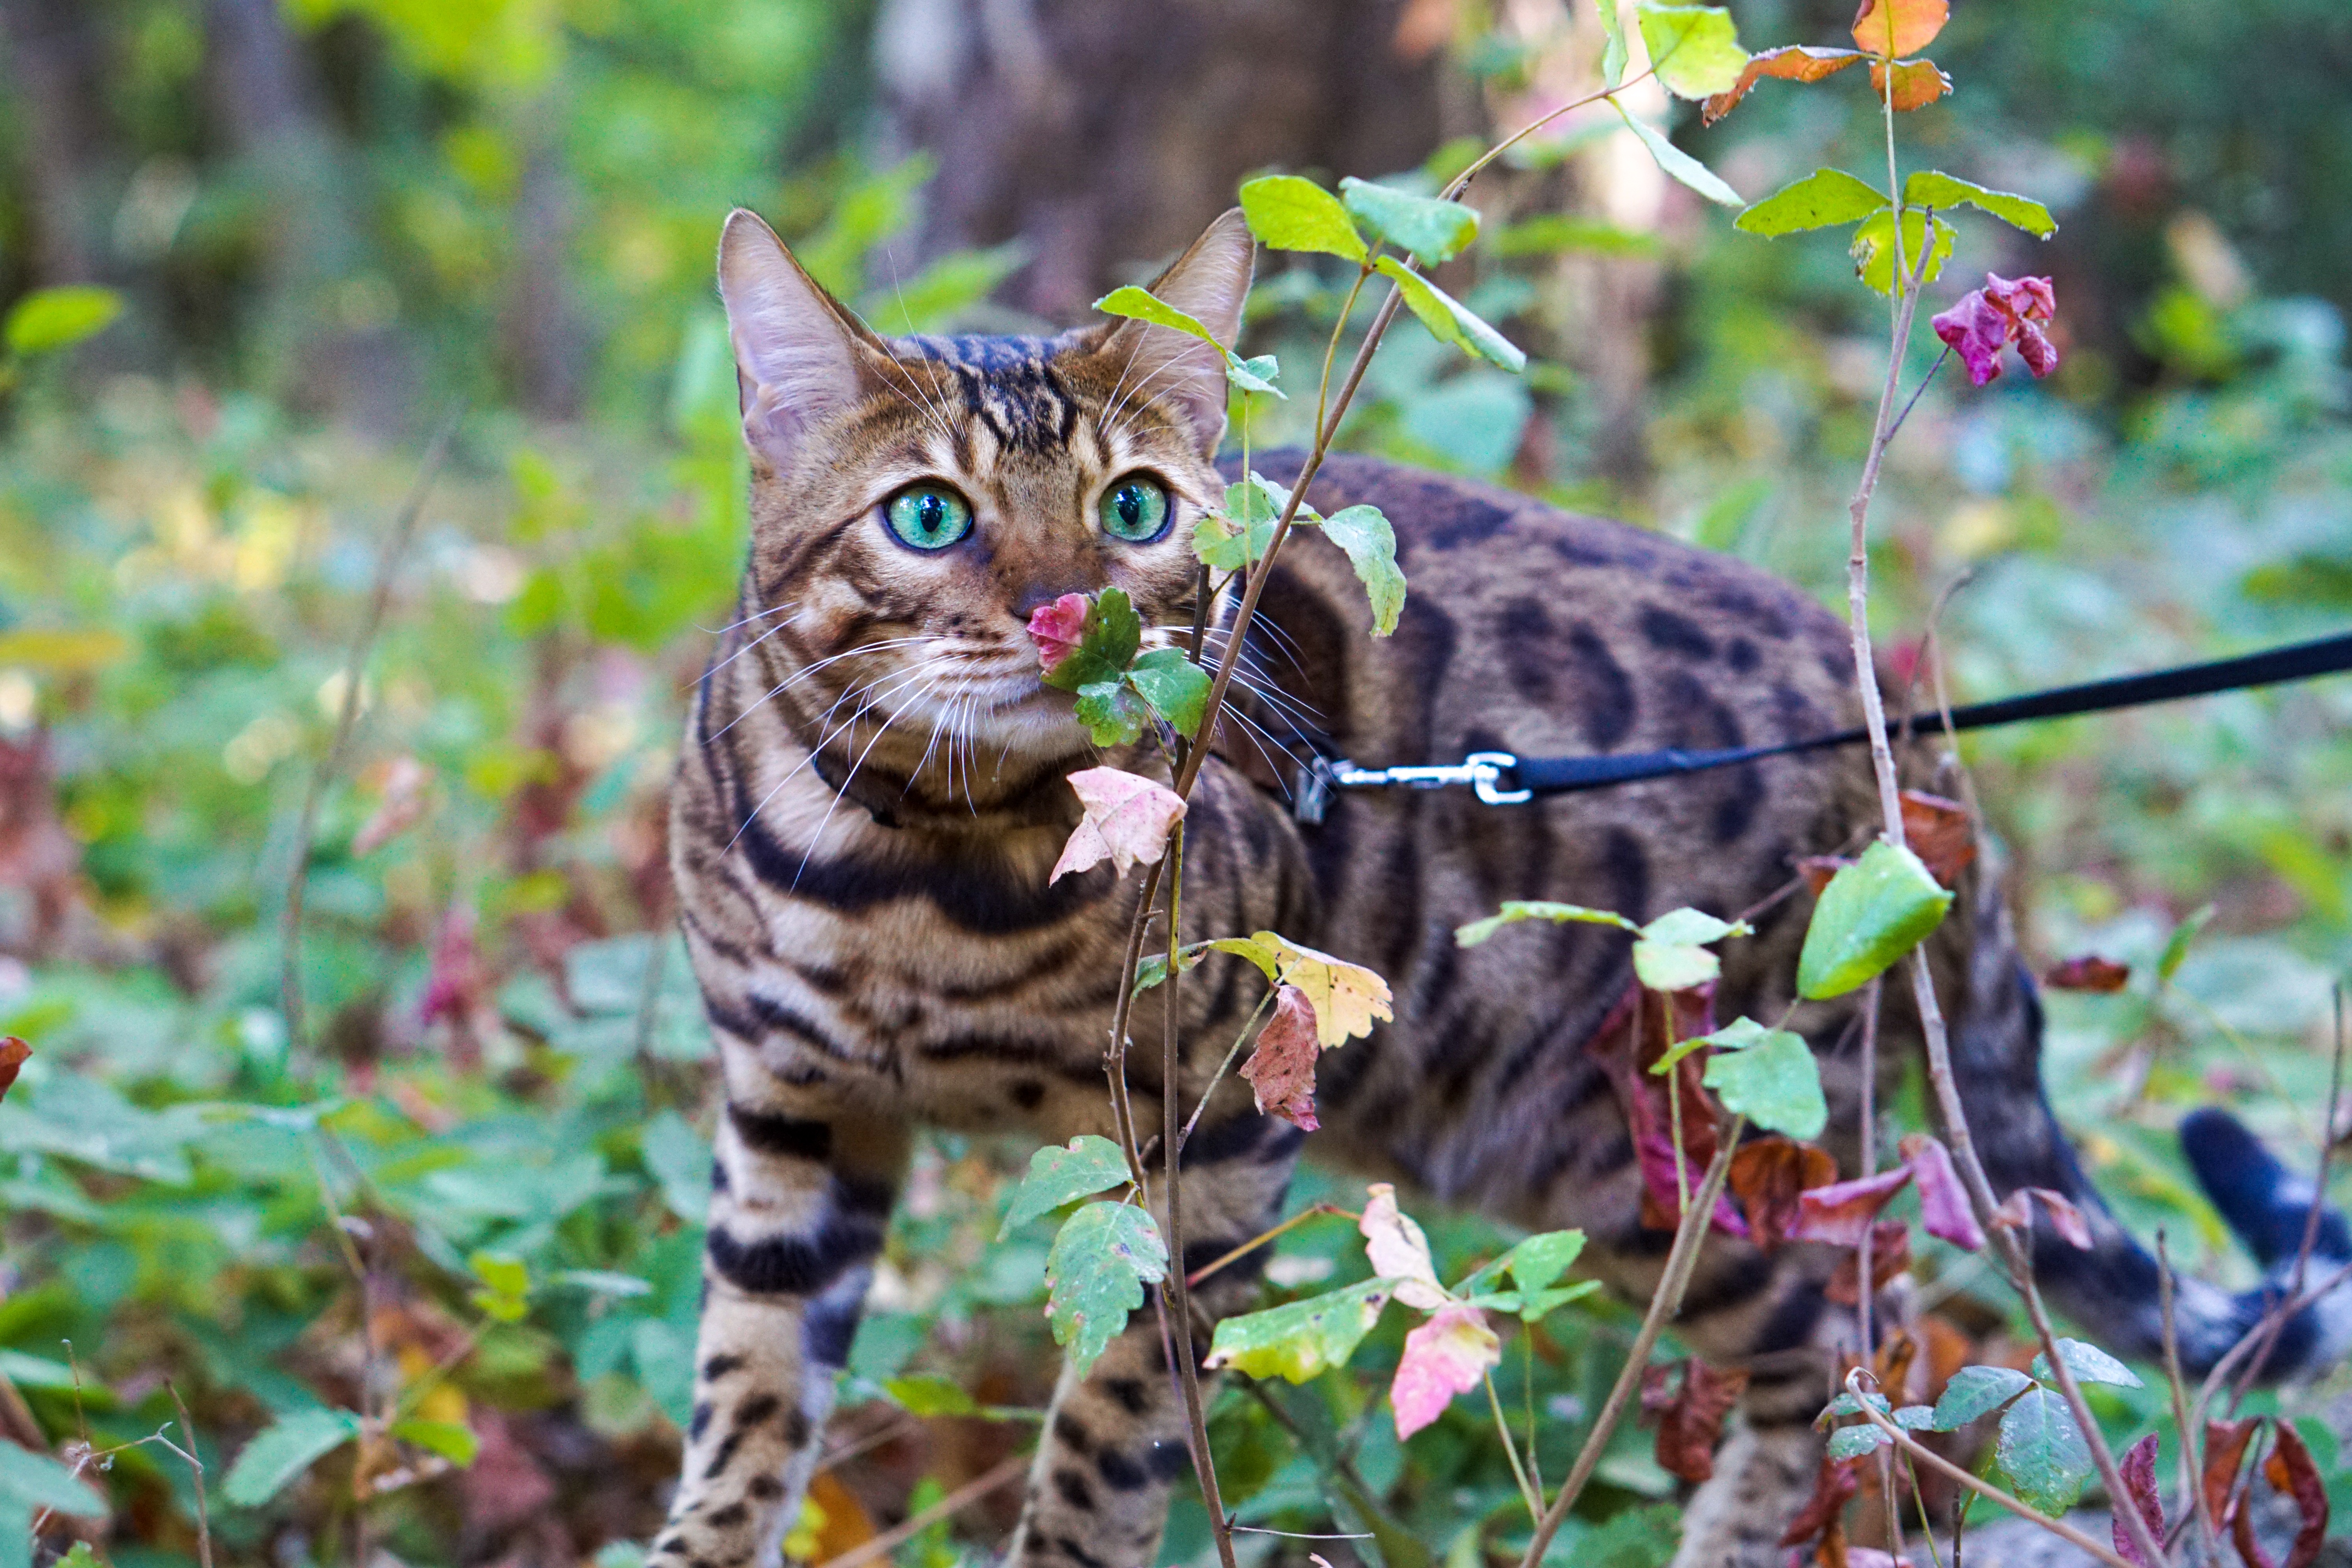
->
[[1339, 178, 1481, 267], [1902, 172, 2057, 238], [1002, 1135, 1133, 1238], [3, 285, 123, 358], [1817, 1391, 1891, 1424], [1193, 474, 1289, 572], [1455, 901, 1637, 948], [1132, 942, 1210, 996], [1041, 588, 1143, 692], [1315, 505, 1407, 636], [1639, 908, 1744, 946], [1930, 1364, 2032, 1430], [1635, 3, 1749, 98], [223, 1408, 363, 1507], [1735, 169, 1889, 237], [2157, 904, 2215, 984], [1893, 1405, 1938, 1430], [1093, 286, 1285, 397], [1797, 839, 1955, 998], [390, 1418, 481, 1467], [1126, 648, 1211, 736], [1993, 1387, 2095, 1516], [0, 1443, 105, 1517], [1238, 175, 1368, 264], [1204, 1277, 1390, 1383], [1373, 258, 1528, 373], [1596, 0, 1630, 85], [469, 1250, 529, 1298], [884, 1375, 980, 1417], [1701, 1024, 1826, 1138], [1045, 1201, 1168, 1376], [1613, 102, 1743, 207], [1826, 1424, 1889, 1460], [2029, 1338, 2143, 1390], [1654, 1013, 1767, 1074], [1488, 215, 1663, 259], [1502, 1229, 1586, 1294], [1848, 207, 1956, 295], [1632, 937, 1720, 992], [1074, 679, 1150, 746]]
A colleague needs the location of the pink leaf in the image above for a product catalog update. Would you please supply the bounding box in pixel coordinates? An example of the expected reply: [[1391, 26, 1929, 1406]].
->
[[352, 755, 433, 857], [2028, 1187, 2094, 1250], [420, 902, 486, 1027], [1789, 1166, 1913, 1247], [2113, 1433, 2164, 1566], [2016, 322, 2059, 377], [1026, 592, 1091, 673], [1238, 985, 1321, 1131], [1985, 272, 2056, 323], [1049, 767, 1186, 882], [1932, 290, 2012, 386], [1361, 1183, 1447, 1309], [1901, 1133, 1985, 1251], [1390, 1302, 1499, 1439]]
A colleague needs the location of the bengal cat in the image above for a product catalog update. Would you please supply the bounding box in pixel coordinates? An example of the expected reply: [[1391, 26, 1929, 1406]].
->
[[655, 206, 2352, 1568]]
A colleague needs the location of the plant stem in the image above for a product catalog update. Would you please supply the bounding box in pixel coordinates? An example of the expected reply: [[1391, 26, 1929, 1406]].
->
[[2158, 1231, 2216, 1555], [1514, 1120, 1742, 1568], [1178, 986, 1278, 1155], [280, 406, 461, 1047], [1857, 976, 1883, 1365], [1185, 1202, 1356, 1289], [1485, 1372, 1543, 1522], [166, 1381, 215, 1568]]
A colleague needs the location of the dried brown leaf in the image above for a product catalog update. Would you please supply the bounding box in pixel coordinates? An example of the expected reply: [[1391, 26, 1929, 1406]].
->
[[1827, 1218, 1912, 1305], [0, 1036, 27, 1102], [1237, 984, 1321, 1131], [2263, 1421, 2328, 1568], [1898, 789, 1975, 887], [1850, 0, 1948, 58], [1702, 45, 1866, 125], [1645, 1358, 1750, 1483], [2043, 955, 2132, 993], [1869, 56, 1953, 111], [1728, 1136, 1840, 1253]]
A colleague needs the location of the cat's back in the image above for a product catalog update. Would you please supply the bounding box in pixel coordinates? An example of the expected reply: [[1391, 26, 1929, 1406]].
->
[[1227, 452, 1884, 1204]]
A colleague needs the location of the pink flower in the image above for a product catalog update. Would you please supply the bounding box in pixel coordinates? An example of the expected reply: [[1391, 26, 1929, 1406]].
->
[[1932, 272, 2060, 386], [1027, 592, 1090, 673]]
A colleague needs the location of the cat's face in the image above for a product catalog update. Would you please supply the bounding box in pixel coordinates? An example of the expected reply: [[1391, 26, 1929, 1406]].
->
[[715, 209, 1254, 779]]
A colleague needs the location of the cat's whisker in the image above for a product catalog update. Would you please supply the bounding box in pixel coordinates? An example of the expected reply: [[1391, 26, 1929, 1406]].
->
[[873, 357, 961, 451], [694, 606, 816, 686], [711, 637, 940, 738], [698, 598, 804, 638], [791, 663, 948, 880], [721, 656, 954, 855]]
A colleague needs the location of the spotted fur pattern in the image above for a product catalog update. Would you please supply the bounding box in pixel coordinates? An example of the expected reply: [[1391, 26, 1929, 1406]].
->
[[657, 208, 2351, 1568]]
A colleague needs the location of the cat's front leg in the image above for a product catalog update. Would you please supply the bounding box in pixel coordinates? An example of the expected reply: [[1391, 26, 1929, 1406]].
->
[[1002, 1109, 1304, 1568], [653, 1094, 908, 1568]]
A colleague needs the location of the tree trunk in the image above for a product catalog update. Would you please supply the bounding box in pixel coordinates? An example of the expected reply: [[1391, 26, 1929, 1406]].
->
[[875, 0, 1446, 320]]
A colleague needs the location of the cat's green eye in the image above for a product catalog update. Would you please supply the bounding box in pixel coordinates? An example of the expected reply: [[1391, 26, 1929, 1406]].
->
[[1098, 475, 1172, 543], [884, 485, 974, 551]]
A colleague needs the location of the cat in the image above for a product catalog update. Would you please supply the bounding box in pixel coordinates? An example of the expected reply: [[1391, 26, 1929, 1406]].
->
[[654, 205, 2352, 1568]]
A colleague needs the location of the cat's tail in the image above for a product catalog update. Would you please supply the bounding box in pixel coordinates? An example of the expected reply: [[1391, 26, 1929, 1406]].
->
[[1947, 891, 2352, 1381]]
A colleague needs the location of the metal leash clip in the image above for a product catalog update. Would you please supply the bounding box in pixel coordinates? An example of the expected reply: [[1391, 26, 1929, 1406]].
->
[[1292, 750, 1531, 824]]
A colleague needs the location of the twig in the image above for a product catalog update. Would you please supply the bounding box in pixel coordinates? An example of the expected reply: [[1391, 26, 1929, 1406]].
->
[[812, 1452, 1029, 1568], [1185, 1203, 1356, 1290], [1857, 975, 1884, 1364], [1843, 1372, 2139, 1568], [2157, 1232, 2215, 1556], [1484, 1372, 1543, 1522], [1515, 1121, 1742, 1568], [1178, 987, 1277, 1154], [1240, 1382, 1430, 1568], [1883, 344, 1953, 449], [165, 1381, 215, 1568], [279, 406, 463, 1047]]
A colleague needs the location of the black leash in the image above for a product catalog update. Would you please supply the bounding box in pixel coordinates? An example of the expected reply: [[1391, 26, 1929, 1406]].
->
[[1292, 629, 2352, 822]]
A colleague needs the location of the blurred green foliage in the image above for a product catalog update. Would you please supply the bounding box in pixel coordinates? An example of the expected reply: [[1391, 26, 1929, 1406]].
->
[[0, 0, 2349, 1564]]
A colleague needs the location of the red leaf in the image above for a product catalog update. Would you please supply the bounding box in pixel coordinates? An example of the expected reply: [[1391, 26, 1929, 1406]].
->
[[420, 902, 487, 1028], [1588, 981, 1748, 1238], [1987, 273, 2057, 323], [1701, 44, 1865, 125], [1238, 985, 1321, 1132], [1800, 855, 1855, 897], [2263, 1422, 2329, 1568], [2044, 955, 2132, 993], [1027, 592, 1089, 672], [1780, 1457, 1862, 1548], [1790, 1167, 1914, 1247], [1900, 1132, 1985, 1250], [2236, 1501, 2279, 1568], [0, 1036, 27, 1102], [1050, 767, 1186, 881], [1729, 1136, 1840, 1253], [1935, 274, 2063, 387], [1642, 1358, 1751, 1483], [1850, 0, 1947, 58], [1827, 1218, 1912, 1305], [1869, 56, 1952, 111], [2205, 1417, 2262, 1529], [1898, 790, 1975, 888], [2113, 1433, 2165, 1566]]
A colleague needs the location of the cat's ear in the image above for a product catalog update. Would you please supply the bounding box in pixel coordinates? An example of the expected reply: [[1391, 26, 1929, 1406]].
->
[[1100, 207, 1255, 455], [717, 208, 881, 472]]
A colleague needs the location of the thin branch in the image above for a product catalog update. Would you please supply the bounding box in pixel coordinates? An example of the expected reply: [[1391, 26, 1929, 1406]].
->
[[1185, 1203, 1356, 1290], [1843, 1374, 2138, 1568], [1515, 1120, 1742, 1568], [166, 1381, 215, 1568], [2158, 1232, 2215, 1556], [279, 406, 462, 1046], [812, 1452, 1029, 1568]]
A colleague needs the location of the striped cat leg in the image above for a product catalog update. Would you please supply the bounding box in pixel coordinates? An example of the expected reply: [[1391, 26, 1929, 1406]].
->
[[1003, 1112, 1303, 1568], [653, 1100, 907, 1568]]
